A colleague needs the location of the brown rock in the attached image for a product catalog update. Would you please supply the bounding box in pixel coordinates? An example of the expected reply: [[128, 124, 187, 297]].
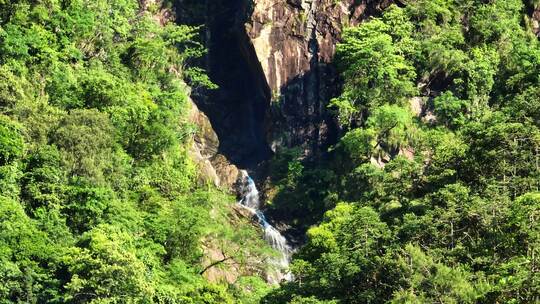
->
[[190, 101, 220, 159], [201, 241, 240, 284], [247, 0, 394, 157], [189, 101, 239, 188], [210, 154, 240, 188], [533, 6, 540, 37], [180, 0, 394, 163]]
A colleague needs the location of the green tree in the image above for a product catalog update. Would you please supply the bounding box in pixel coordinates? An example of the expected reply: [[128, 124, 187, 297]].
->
[[0, 116, 23, 166], [331, 17, 417, 125], [340, 105, 417, 164], [0, 197, 56, 303], [61, 224, 153, 303], [52, 109, 117, 183], [391, 245, 487, 304]]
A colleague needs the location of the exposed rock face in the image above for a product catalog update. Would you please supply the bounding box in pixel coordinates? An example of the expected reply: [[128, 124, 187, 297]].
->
[[533, 6, 540, 37], [178, 0, 274, 169], [142, 0, 238, 187], [177, 0, 393, 167], [247, 0, 394, 156], [189, 101, 240, 188], [139, 0, 175, 25], [249, 0, 350, 92]]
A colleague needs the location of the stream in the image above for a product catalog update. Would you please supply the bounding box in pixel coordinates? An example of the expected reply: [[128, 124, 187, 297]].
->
[[237, 170, 293, 283]]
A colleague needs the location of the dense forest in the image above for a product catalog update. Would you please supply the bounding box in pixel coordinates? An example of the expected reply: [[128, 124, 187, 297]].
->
[[265, 0, 540, 303], [0, 1, 275, 303], [0, 0, 539, 303]]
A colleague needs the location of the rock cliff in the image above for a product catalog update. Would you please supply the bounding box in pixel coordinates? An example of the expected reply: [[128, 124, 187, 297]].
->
[[248, 0, 393, 156], [178, 0, 273, 170], [532, 4, 540, 36], [189, 101, 240, 188], [177, 0, 393, 168], [183, 0, 539, 179]]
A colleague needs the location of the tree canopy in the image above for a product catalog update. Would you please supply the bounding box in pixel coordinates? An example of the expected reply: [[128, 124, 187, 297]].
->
[[0, 1, 276, 303], [265, 1, 540, 303]]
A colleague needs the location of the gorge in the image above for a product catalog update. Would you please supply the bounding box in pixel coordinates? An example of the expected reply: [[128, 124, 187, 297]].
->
[[180, 0, 395, 172], [180, 0, 398, 277], [182, 2, 540, 301], [1, 0, 539, 302]]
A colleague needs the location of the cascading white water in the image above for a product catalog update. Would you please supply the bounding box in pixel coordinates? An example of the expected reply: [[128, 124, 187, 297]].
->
[[237, 170, 292, 283]]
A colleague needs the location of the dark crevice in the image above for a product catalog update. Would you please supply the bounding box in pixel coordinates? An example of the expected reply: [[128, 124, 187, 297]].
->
[[176, 0, 273, 169]]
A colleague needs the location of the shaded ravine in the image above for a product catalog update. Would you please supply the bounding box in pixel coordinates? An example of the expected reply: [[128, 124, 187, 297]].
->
[[177, 0, 294, 281], [201, 0, 295, 281], [191, 0, 273, 169]]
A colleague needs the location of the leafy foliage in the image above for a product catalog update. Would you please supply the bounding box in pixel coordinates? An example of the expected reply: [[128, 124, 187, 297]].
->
[[266, 1, 540, 303], [0, 1, 274, 303]]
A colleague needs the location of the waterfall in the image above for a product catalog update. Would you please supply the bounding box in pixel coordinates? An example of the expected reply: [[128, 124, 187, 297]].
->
[[237, 170, 293, 283]]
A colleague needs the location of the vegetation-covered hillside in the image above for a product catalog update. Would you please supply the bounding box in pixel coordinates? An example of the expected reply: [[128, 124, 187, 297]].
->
[[265, 0, 540, 303], [0, 1, 275, 303], [1, 0, 540, 303]]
